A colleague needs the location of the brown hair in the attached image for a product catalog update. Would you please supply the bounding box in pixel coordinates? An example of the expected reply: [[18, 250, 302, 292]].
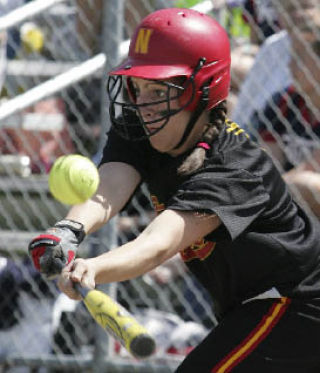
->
[[177, 100, 228, 176]]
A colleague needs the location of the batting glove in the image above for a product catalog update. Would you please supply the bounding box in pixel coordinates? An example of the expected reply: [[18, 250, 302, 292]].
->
[[28, 219, 86, 279]]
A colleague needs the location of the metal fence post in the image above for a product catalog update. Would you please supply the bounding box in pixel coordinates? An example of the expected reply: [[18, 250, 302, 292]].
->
[[93, 0, 124, 372], [91, 218, 119, 373], [96, 0, 124, 161]]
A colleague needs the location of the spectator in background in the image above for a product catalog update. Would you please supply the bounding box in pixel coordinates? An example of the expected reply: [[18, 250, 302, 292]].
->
[[242, 0, 279, 44], [232, 0, 320, 131], [230, 0, 292, 128], [250, 26, 320, 218], [227, 0, 279, 112], [0, 256, 57, 359]]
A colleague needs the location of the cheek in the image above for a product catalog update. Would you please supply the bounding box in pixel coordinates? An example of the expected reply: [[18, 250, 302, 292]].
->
[[156, 119, 185, 141], [150, 113, 189, 148], [169, 112, 190, 137]]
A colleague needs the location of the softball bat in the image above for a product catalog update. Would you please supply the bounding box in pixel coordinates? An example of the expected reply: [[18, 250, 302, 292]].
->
[[76, 285, 156, 359]]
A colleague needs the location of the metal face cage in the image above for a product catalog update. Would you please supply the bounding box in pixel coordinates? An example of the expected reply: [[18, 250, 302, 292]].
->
[[106, 59, 206, 141]]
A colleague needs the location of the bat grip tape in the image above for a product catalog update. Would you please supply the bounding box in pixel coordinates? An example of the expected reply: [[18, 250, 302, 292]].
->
[[74, 283, 89, 298]]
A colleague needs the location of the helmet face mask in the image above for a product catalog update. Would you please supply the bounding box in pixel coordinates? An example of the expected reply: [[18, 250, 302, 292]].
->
[[107, 70, 199, 141]]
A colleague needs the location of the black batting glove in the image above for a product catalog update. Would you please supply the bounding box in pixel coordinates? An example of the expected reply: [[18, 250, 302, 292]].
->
[[28, 219, 86, 279]]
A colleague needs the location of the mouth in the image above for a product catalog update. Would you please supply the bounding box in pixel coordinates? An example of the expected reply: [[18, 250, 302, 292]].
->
[[145, 125, 161, 135], [143, 116, 167, 133]]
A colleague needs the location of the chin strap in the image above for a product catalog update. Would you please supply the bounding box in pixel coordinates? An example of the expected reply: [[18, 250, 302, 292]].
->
[[173, 84, 209, 150], [173, 58, 209, 150]]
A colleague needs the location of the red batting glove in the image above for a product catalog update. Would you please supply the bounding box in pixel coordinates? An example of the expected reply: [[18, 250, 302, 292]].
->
[[28, 219, 85, 279]]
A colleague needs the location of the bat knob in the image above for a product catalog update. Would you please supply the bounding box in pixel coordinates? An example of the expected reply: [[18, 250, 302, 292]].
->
[[130, 333, 156, 359]]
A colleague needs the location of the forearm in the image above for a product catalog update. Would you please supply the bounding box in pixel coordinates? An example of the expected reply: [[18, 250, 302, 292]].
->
[[88, 234, 172, 284], [66, 196, 112, 235], [65, 162, 141, 234], [86, 209, 220, 284], [60, 209, 220, 298]]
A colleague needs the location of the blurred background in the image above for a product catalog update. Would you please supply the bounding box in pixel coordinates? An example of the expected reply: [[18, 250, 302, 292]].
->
[[0, 0, 319, 371]]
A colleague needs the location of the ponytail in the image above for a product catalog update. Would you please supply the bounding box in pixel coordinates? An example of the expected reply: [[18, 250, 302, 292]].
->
[[177, 101, 227, 176]]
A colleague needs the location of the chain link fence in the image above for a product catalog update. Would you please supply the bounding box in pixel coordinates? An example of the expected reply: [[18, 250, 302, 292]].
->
[[0, 0, 319, 371]]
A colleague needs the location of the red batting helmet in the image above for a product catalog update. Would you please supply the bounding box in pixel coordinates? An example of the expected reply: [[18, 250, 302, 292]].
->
[[107, 8, 231, 141]]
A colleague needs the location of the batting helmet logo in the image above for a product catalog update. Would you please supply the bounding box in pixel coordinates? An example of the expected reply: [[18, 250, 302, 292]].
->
[[134, 28, 153, 54]]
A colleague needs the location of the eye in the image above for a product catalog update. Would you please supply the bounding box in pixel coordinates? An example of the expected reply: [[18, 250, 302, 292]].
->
[[155, 89, 166, 98]]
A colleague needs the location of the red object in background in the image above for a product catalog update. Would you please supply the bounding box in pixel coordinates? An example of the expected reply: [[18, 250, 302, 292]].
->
[[0, 97, 74, 173], [166, 345, 194, 356]]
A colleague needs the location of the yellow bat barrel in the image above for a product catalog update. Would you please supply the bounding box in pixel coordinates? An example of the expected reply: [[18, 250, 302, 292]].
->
[[78, 286, 156, 359]]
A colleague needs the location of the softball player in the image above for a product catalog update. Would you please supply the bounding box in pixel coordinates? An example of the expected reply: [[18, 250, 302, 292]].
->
[[29, 8, 320, 372]]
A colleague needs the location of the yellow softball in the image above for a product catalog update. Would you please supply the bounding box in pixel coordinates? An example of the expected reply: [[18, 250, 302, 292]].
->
[[49, 155, 100, 205]]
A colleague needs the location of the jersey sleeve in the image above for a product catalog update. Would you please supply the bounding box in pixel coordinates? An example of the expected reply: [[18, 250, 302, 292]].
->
[[99, 128, 149, 178], [167, 166, 270, 241]]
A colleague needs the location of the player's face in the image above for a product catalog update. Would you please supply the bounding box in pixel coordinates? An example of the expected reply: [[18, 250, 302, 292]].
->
[[130, 77, 200, 154]]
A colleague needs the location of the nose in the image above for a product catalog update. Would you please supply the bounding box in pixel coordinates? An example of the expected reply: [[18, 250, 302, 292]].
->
[[136, 95, 157, 121], [140, 109, 158, 126]]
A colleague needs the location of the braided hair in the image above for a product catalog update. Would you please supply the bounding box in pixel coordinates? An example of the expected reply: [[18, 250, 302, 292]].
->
[[177, 101, 228, 176]]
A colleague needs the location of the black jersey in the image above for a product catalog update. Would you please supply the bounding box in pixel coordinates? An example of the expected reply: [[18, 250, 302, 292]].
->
[[101, 120, 320, 318]]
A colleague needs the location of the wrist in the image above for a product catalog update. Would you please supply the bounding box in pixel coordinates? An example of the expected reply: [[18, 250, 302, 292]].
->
[[85, 257, 98, 284], [86, 257, 101, 284], [54, 219, 86, 244]]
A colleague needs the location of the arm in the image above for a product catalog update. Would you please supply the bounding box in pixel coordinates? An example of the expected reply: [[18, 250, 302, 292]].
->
[[59, 209, 221, 299], [66, 161, 141, 234], [28, 161, 141, 277]]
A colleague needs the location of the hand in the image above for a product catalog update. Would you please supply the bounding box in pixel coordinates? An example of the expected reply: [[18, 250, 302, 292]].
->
[[28, 219, 85, 279], [57, 259, 96, 300]]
